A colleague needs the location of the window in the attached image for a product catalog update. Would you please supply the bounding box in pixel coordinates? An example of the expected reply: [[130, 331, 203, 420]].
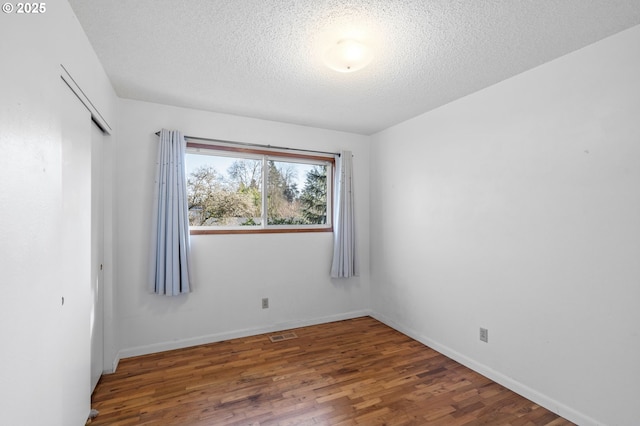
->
[[185, 143, 334, 234]]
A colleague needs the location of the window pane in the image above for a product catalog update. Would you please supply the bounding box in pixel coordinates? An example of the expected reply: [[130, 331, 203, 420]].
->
[[185, 153, 262, 226], [267, 160, 327, 225]]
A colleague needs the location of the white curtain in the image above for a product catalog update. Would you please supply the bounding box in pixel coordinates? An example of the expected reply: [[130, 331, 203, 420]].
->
[[331, 150, 359, 278], [149, 129, 192, 295]]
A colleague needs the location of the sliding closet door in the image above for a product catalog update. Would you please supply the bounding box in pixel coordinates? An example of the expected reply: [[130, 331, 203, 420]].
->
[[60, 79, 92, 425], [90, 122, 105, 392]]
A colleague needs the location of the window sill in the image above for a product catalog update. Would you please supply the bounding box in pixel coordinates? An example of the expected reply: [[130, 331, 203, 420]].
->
[[190, 227, 333, 235]]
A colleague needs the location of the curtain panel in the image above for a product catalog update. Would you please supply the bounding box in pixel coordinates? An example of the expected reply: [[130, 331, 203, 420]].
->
[[331, 150, 359, 278], [149, 129, 192, 295]]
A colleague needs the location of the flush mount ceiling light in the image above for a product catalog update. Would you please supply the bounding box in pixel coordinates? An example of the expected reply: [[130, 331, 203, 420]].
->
[[324, 39, 373, 73]]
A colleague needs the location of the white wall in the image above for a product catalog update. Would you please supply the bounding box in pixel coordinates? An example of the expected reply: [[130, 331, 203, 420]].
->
[[370, 25, 640, 426], [115, 99, 370, 358], [0, 2, 117, 425]]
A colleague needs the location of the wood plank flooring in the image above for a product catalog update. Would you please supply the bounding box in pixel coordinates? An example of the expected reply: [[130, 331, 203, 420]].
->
[[90, 317, 574, 425]]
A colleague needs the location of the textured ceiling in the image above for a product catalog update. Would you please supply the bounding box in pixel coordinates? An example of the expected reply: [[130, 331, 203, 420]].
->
[[69, 0, 640, 135]]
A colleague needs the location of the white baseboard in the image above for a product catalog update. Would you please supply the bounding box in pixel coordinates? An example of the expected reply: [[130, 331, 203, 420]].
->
[[109, 355, 120, 374], [370, 312, 603, 426], [114, 309, 371, 362]]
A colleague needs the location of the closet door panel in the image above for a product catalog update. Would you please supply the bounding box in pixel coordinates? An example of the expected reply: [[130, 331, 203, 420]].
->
[[90, 121, 105, 393], [60, 78, 92, 425]]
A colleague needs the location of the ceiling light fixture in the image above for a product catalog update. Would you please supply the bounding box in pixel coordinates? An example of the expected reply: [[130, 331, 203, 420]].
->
[[324, 39, 373, 73]]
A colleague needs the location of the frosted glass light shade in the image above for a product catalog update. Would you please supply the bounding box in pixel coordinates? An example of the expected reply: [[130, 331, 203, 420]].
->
[[324, 39, 373, 73]]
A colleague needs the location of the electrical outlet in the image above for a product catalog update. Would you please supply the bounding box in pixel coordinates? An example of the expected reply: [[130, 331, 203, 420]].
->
[[480, 327, 488, 343], [262, 298, 269, 309]]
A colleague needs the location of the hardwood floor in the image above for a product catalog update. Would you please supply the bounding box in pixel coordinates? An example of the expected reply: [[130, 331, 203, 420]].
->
[[90, 317, 574, 425]]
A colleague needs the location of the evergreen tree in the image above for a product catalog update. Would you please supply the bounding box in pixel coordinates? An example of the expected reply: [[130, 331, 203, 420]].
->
[[300, 165, 327, 224]]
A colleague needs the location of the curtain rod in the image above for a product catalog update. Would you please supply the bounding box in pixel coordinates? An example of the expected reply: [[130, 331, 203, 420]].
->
[[155, 131, 340, 157]]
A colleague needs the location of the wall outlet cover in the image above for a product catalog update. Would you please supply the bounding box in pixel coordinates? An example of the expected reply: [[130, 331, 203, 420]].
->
[[480, 327, 488, 343]]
